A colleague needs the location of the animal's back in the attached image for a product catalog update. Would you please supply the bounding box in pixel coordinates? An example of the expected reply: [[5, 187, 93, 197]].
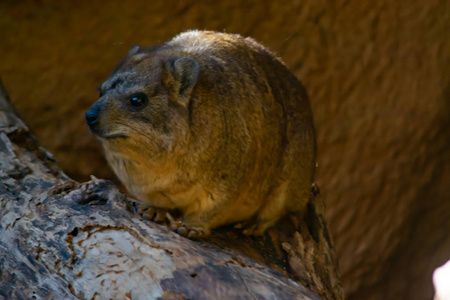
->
[[168, 31, 317, 234]]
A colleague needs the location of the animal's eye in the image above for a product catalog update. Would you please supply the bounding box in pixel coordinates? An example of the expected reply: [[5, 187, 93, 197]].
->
[[128, 93, 148, 108]]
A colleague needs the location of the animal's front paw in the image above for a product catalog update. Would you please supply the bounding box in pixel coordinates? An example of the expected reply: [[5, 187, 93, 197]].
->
[[169, 221, 209, 239], [137, 204, 170, 224]]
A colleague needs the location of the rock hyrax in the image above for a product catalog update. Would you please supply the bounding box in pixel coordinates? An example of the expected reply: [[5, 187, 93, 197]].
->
[[85, 30, 316, 239]]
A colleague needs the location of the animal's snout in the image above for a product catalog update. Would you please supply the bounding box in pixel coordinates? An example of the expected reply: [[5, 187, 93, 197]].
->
[[85, 102, 102, 127]]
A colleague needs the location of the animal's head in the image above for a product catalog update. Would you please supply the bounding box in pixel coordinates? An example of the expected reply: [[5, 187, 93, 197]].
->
[[85, 46, 199, 160]]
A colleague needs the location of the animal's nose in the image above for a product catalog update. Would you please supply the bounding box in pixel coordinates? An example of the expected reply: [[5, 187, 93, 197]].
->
[[85, 109, 98, 126], [85, 102, 101, 127]]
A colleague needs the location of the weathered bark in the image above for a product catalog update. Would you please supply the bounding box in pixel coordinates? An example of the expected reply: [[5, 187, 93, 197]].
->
[[0, 79, 343, 300]]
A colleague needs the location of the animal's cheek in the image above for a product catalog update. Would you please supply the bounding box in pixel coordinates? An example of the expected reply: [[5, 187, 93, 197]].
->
[[98, 108, 134, 134]]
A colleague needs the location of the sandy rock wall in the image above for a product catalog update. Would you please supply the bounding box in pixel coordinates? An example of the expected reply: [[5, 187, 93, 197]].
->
[[1, 1, 449, 299]]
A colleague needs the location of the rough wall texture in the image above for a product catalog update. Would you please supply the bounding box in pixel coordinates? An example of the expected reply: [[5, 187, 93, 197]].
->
[[1, 1, 449, 299]]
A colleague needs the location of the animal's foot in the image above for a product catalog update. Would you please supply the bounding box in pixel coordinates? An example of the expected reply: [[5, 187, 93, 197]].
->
[[242, 221, 273, 236], [169, 221, 209, 240], [137, 204, 170, 224]]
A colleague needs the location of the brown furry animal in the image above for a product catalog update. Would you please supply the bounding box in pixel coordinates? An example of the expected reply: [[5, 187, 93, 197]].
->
[[85, 30, 316, 239]]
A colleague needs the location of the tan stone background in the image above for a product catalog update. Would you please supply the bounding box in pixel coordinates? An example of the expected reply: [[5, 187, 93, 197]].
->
[[1, 1, 449, 299]]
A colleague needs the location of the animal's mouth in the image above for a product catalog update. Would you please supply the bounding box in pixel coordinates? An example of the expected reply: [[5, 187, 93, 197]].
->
[[100, 132, 128, 139], [92, 129, 128, 139]]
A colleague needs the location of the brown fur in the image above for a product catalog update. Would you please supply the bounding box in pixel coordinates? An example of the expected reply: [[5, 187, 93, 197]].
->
[[86, 30, 316, 238]]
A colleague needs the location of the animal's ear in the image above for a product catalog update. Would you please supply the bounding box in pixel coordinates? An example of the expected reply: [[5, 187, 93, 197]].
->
[[172, 57, 199, 97]]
